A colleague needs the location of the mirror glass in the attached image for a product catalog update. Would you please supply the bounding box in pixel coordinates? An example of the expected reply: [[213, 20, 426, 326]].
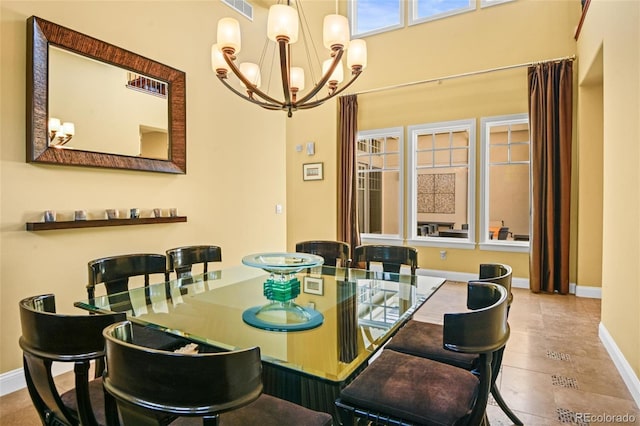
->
[[49, 47, 169, 159], [27, 16, 186, 173]]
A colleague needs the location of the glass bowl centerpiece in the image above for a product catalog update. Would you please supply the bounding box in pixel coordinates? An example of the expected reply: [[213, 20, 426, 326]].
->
[[241, 252, 324, 331]]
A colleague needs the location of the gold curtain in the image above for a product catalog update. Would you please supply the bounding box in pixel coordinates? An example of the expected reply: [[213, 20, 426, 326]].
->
[[338, 95, 360, 259], [528, 60, 573, 294]]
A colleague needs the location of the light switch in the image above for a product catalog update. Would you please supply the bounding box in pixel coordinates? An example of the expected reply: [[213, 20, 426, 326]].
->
[[275, 204, 283, 214], [306, 142, 315, 155]]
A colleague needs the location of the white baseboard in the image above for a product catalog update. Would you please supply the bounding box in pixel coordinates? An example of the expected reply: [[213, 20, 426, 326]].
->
[[599, 322, 640, 409], [418, 269, 601, 299], [0, 363, 73, 397]]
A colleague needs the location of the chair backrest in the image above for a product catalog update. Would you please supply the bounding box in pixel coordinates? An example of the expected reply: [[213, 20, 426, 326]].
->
[[443, 281, 509, 425], [166, 245, 222, 280], [102, 321, 263, 424], [498, 226, 510, 240], [87, 253, 169, 302], [352, 245, 418, 275], [19, 294, 125, 426], [478, 263, 513, 306], [295, 240, 350, 267]]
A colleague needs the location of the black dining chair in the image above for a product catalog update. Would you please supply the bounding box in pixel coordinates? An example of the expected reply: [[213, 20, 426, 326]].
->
[[335, 281, 510, 425], [385, 263, 522, 425], [166, 245, 222, 280], [102, 320, 333, 425], [19, 294, 125, 426], [87, 253, 169, 305], [87, 253, 183, 373], [295, 240, 351, 267], [352, 244, 418, 275]]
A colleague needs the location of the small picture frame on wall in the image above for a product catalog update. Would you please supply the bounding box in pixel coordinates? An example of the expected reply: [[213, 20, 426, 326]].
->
[[303, 162, 324, 181], [303, 276, 324, 295]]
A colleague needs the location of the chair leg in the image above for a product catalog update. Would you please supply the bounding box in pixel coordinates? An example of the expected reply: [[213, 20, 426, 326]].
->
[[491, 382, 524, 425]]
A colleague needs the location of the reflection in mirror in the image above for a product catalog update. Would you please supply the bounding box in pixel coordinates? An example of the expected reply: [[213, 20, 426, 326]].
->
[[49, 47, 169, 159], [27, 16, 186, 173]]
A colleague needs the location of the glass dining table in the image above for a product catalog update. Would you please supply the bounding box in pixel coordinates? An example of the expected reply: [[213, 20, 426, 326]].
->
[[75, 264, 445, 420]]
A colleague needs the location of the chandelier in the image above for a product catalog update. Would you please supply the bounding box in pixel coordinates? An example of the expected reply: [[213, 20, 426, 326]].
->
[[211, 1, 367, 117]]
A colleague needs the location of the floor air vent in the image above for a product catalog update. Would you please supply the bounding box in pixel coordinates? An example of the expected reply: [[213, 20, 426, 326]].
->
[[557, 407, 589, 425], [547, 350, 572, 361], [551, 374, 579, 389]]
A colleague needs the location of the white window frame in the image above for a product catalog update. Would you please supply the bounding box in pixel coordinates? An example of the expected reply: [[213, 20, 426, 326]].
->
[[409, 0, 475, 27], [357, 127, 404, 245], [479, 113, 530, 253], [349, 0, 405, 38], [480, 0, 516, 9], [407, 119, 476, 249]]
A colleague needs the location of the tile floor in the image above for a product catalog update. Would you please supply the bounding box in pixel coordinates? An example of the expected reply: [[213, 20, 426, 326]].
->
[[1, 281, 638, 425]]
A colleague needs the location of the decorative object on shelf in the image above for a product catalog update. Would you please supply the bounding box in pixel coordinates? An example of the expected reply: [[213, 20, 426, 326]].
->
[[48, 118, 74, 146], [74, 210, 87, 221], [153, 208, 162, 218], [303, 162, 323, 181], [169, 208, 177, 217], [43, 210, 56, 222], [211, 0, 367, 117], [106, 209, 119, 219], [130, 208, 140, 219], [241, 252, 324, 331]]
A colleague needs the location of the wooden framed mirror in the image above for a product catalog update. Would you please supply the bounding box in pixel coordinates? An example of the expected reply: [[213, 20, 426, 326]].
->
[[26, 16, 186, 174]]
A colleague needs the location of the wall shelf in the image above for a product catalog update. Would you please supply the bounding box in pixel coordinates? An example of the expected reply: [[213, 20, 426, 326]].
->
[[26, 216, 187, 231]]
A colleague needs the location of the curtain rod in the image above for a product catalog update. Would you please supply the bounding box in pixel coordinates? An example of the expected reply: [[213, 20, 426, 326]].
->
[[352, 55, 576, 96]]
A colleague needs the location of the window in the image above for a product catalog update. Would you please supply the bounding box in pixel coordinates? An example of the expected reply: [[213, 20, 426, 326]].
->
[[480, 114, 530, 251], [357, 128, 403, 241], [409, 0, 474, 26], [480, 0, 515, 9], [349, 0, 404, 37], [408, 119, 475, 248]]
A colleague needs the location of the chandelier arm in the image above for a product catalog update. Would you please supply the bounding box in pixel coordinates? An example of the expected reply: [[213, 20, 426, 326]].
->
[[222, 51, 286, 107], [279, 39, 292, 106], [294, 49, 344, 105], [296, 71, 363, 110], [217, 76, 285, 110]]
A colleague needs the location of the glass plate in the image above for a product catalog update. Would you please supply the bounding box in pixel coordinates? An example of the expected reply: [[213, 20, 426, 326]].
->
[[242, 252, 324, 274]]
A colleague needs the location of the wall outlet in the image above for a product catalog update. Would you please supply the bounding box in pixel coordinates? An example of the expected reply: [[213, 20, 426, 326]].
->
[[440, 250, 447, 260], [275, 204, 283, 214]]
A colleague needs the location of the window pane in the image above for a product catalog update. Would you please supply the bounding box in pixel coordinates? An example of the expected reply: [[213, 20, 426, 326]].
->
[[490, 145, 508, 163], [354, 0, 402, 35], [482, 114, 530, 244], [416, 151, 433, 166], [489, 163, 529, 237], [409, 119, 474, 241], [414, 0, 474, 22], [357, 128, 403, 238], [511, 143, 529, 162], [434, 150, 450, 165], [451, 148, 468, 165]]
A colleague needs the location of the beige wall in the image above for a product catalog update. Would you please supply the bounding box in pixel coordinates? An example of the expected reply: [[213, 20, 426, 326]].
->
[[577, 0, 640, 378], [0, 1, 288, 374], [286, 0, 580, 279]]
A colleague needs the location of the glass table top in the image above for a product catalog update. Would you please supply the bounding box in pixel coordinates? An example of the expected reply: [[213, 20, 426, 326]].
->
[[75, 264, 445, 383]]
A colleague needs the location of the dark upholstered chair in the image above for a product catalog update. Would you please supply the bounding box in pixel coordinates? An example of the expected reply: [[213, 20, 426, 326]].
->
[[352, 244, 418, 275], [385, 263, 522, 425], [295, 240, 351, 267], [87, 253, 169, 304], [166, 245, 222, 280], [335, 282, 509, 426], [19, 294, 125, 426], [102, 321, 333, 426]]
